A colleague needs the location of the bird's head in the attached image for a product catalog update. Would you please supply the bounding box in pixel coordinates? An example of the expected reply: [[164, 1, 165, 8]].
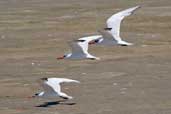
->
[[27, 92, 40, 99], [57, 53, 72, 60], [33, 93, 39, 97], [76, 39, 86, 42], [104, 27, 112, 31], [32, 92, 44, 98]]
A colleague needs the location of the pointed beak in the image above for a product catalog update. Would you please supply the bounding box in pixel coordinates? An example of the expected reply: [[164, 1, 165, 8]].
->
[[56, 56, 64, 60], [27, 95, 35, 99]]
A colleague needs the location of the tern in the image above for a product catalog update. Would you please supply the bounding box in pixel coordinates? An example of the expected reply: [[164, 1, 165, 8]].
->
[[88, 6, 141, 46], [57, 39, 100, 60], [33, 77, 80, 100]]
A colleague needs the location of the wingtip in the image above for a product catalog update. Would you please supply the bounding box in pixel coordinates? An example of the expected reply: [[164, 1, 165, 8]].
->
[[135, 5, 141, 9], [138, 5, 141, 8], [41, 77, 48, 81], [75, 80, 81, 83], [130, 5, 141, 14], [68, 96, 73, 99], [96, 57, 101, 60]]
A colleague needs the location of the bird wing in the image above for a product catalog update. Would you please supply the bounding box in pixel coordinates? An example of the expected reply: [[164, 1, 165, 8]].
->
[[44, 78, 80, 93], [51, 78, 80, 84], [106, 6, 140, 41], [41, 79, 61, 94], [69, 40, 89, 55]]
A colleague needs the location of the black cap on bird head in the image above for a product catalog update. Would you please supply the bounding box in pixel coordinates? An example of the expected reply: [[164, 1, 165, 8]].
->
[[75, 39, 86, 42], [104, 28, 112, 31], [34, 93, 39, 96]]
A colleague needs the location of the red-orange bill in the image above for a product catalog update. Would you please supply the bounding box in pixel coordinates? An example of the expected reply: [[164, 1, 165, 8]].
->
[[56, 56, 64, 60]]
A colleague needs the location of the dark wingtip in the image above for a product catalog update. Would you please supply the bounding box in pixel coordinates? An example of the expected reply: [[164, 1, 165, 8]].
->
[[135, 5, 141, 10], [41, 77, 48, 81], [138, 5, 141, 8]]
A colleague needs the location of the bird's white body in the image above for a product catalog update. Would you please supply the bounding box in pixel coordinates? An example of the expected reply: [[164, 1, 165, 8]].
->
[[57, 38, 100, 60], [85, 6, 141, 46], [35, 78, 80, 99]]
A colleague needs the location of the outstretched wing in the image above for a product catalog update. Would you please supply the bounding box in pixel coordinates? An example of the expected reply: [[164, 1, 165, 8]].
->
[[40, 79, 61, 94], [69, 40, 89, 55], [39, 78, 79, 98], [52, 78, 80, 84], [106, 6, 140, 41], [45, 78, 80, 93]]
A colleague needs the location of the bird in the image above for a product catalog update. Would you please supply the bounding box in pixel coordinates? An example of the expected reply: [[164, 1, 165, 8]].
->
[[33, 77, 80, 100], [57, 39, 100, 60], [87, 6, 141, 46]]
